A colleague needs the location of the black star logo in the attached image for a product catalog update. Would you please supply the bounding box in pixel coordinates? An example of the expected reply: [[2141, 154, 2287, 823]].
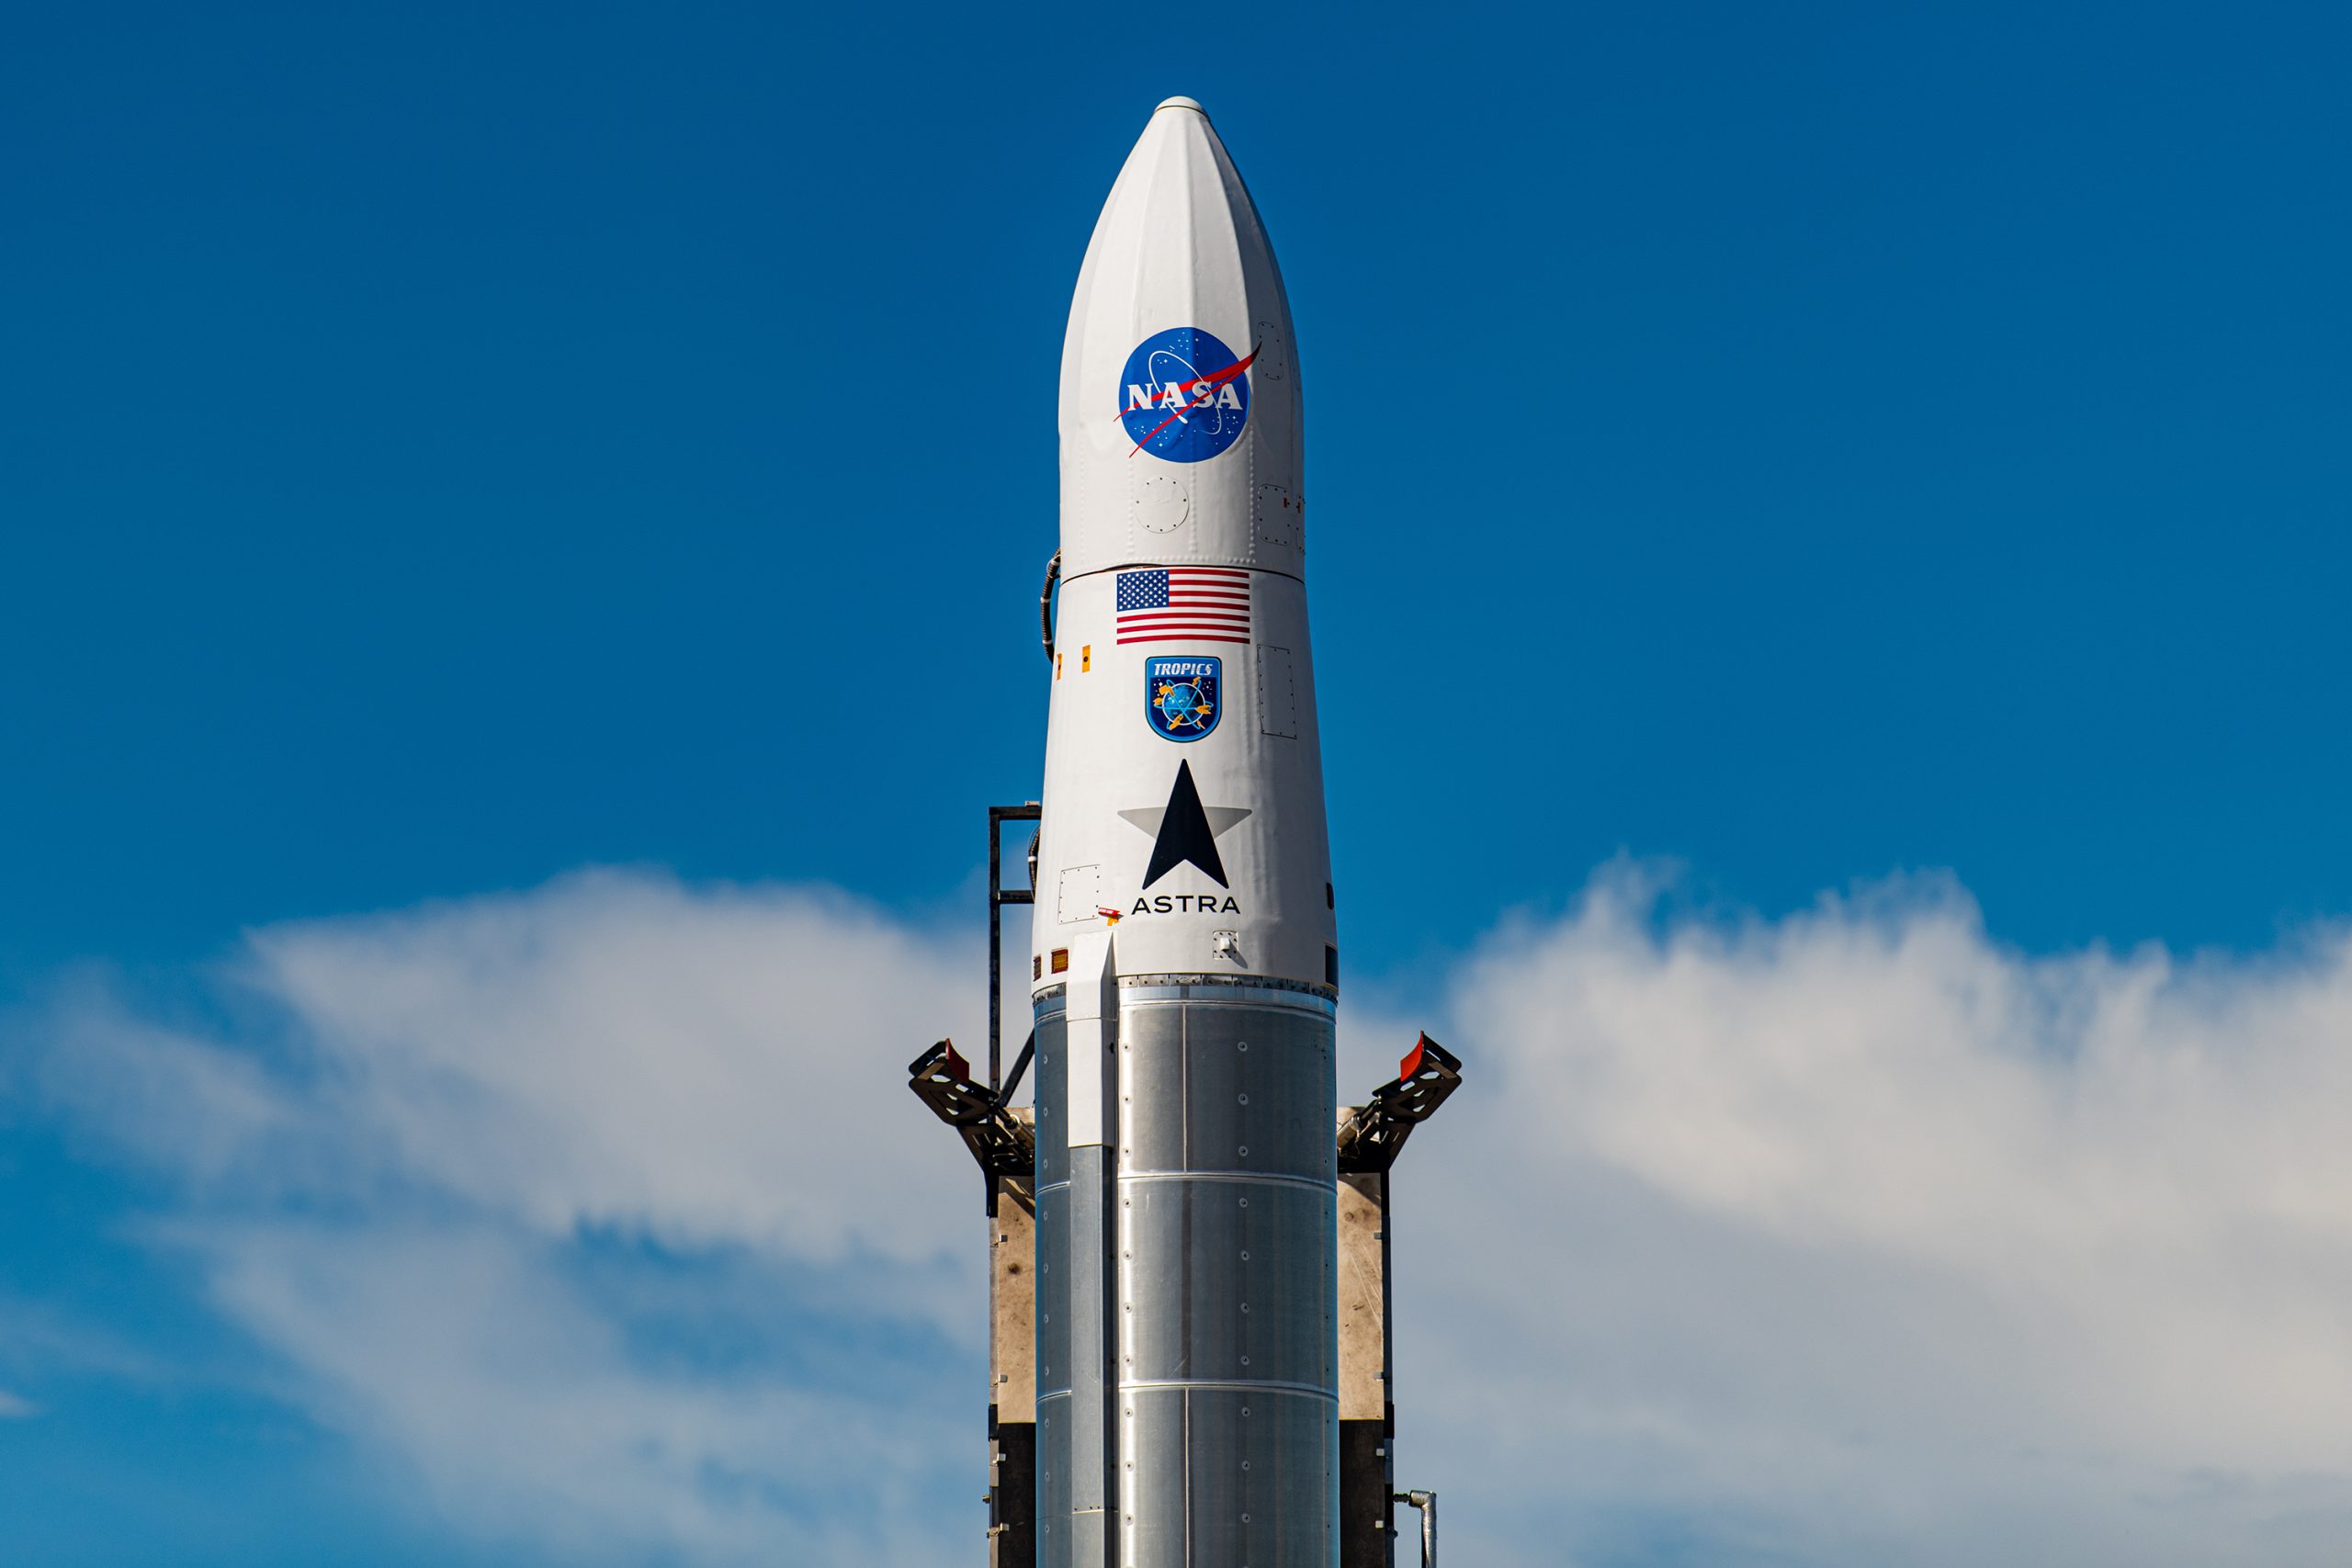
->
[[1120, 760, 1251, 889]]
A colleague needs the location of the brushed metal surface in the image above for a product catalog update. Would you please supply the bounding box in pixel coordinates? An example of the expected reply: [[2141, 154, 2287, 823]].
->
[[1036, 1393, 1070, 1568], [1120, 998, 1334, 1182], [1035, 1183, 1070, 1400], [1040, 982, 1339, 1564], [1036, 1004, 1070, 1190], [1035, 999, 1073, 1568], [1116, 993, 1337, 1566], [1069, 1144, 1113, 1515], [1121, 1386, 1337, 1568], [1121, 1178, 1335, 1390]]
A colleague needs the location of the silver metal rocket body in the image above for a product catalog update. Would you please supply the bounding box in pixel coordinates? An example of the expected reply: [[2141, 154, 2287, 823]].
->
[[1032, 98, 1338, 1568]]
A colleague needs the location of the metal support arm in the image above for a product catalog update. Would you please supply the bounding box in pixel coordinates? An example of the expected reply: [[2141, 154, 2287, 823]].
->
[[907, 1038, 1036, 1193], [1338, 1033, 1464, 1173]]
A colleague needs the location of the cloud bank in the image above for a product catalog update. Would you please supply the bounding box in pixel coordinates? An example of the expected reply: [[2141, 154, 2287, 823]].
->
[[21, 864, 2352, 1564], [1414, 866, 2352, 1565], [31, 872, 987, 1563]]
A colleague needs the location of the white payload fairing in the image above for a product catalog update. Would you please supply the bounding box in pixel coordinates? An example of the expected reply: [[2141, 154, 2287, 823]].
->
[[1029, 97, 1338, 1568]]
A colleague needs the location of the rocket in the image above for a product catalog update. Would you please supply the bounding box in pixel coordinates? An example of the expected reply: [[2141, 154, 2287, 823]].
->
[[1029, 96, 1336, 1567], [909, 96, 1461, 1568]]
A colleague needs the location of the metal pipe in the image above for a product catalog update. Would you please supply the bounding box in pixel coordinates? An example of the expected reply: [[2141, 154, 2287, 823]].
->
[[1394, 1489, 1436, 1567], [997, 1030, 1035, 1108], [1038, 548, 1060, 661]]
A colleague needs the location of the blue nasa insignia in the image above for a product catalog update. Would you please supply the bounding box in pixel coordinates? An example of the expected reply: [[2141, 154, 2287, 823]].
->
[[1146, 656, 1222, 742], [1118, 328, 1254, 463]]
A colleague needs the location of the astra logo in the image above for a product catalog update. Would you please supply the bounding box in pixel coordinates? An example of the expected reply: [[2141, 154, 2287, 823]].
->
[[1131, 894, 1242, 915], [1119, 760, 1250, 889]]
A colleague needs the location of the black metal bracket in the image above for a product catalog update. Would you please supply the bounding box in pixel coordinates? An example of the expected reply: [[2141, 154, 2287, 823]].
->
[[911, 802, 1044, 1224], [907, 1037, 1036, 1185], [1337, 1033, 1464, 1173], [987, 802, 1042, 1093]]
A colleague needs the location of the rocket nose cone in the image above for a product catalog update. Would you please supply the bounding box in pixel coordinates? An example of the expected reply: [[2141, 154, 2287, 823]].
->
[[1057, 88, 1299, 574], [1111, 96, 1242, 220], [1091, 96, 1251, 262]]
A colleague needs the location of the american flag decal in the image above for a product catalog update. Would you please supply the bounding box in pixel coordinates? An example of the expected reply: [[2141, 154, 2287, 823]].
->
[[1115, 567, 1252, 646]]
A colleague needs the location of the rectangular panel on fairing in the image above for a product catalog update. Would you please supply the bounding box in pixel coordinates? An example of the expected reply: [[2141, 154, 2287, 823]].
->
[[1057, 864, 1100, 924], [1255, 483, 1298, 551], [1257, 645, 1297, 738]]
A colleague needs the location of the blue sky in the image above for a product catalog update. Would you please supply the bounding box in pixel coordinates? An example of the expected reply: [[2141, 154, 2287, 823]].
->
[[5, 5, 2351, 1565]]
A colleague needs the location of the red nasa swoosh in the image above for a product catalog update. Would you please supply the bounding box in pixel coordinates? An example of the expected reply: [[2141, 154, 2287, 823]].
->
[[1126, 344, 1261, 456]]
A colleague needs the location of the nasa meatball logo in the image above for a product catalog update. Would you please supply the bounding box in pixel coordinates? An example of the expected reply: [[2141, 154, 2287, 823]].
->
[[1146, 656, 1221, 742], [1119, 327, 1256, 462]]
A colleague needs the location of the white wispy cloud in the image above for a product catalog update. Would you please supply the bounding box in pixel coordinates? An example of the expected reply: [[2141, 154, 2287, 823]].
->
[[21, 863, 2352, 1564], [32, 870, 988, 1565], [1409, 863, 2352, 1565], [0, 1388, 39, 1418]]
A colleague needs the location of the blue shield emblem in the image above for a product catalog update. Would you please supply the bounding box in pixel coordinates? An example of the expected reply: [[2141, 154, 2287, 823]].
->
[[1146, 656, 1221, 742]]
